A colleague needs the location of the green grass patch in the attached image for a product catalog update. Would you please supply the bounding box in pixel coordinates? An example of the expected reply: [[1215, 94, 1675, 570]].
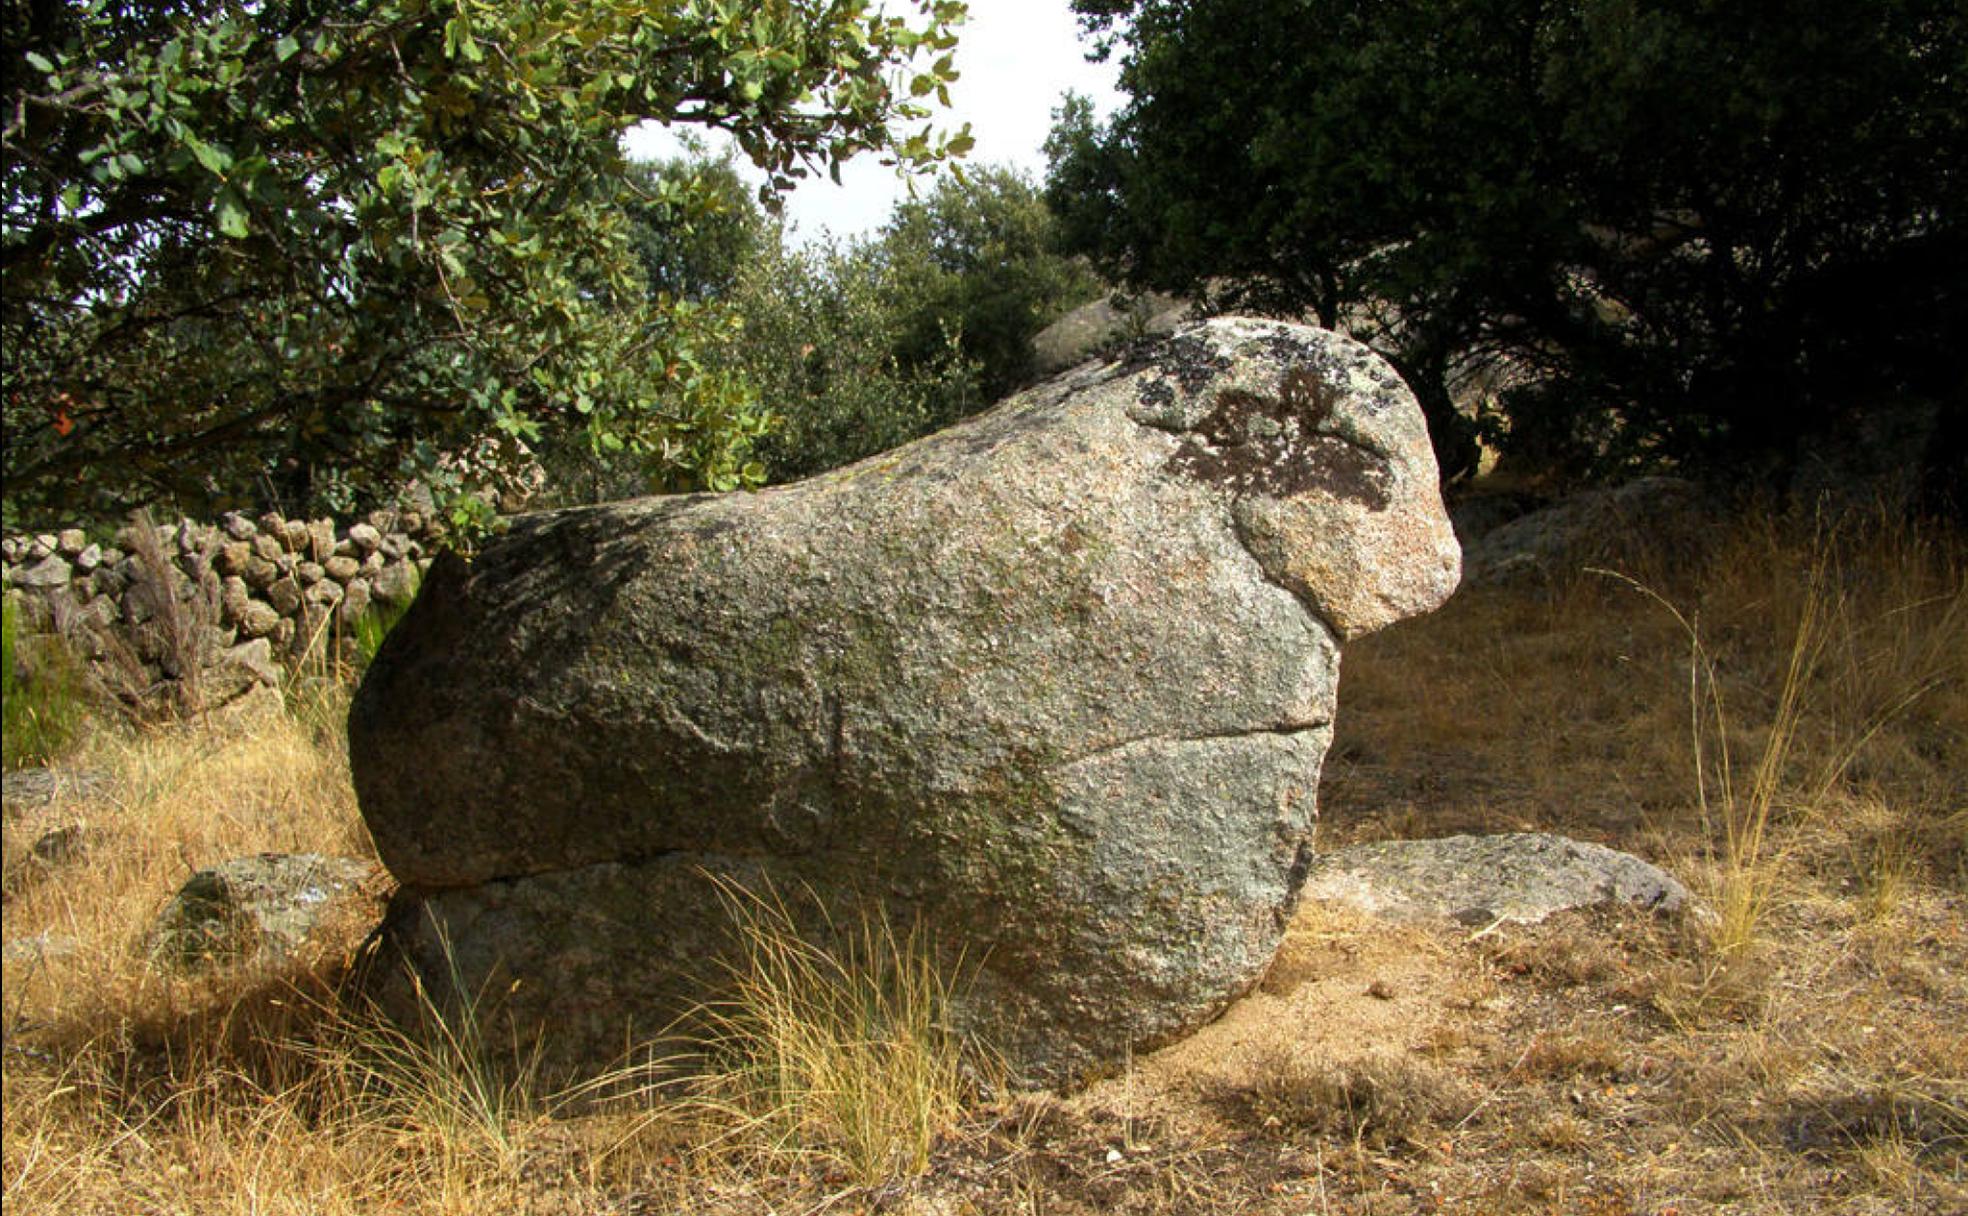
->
[[2, 594, 92, 770]]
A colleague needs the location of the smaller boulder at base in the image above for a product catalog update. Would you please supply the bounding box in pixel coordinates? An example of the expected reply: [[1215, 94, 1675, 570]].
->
[[150, 853, 377, 971], [1300, 832, 1691, 927], [351, 317, 1461, 1086]]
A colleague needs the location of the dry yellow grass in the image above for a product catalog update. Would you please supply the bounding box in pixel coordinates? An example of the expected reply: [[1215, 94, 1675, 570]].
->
[[4, 504, 1964, 1214]]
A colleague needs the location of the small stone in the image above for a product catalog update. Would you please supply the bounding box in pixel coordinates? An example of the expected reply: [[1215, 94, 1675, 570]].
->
[[304, 578, 344, 608], [252, 534, 284, 562], [3, 932, 79, 966], [221, 512, 258, 541], [282, 520, 312, 553], [57, 529, 88, 557], [150, 853, 375, 971], [339, 578, 372, 624], [222, 637, 281, 688], [11, 555, 72, 589], [29, 534, 59, 560], [324, 555, 361, 583], [1, 767, 111, 812], [296, 561, 325, 586], [237, 600, 283, 640], [175, 519, 209, 555], [308, 519, 337, 564], [347, 523, 384, 556], [233, 598, 281, 637], [73, 543, 103, 574], [220, 575, 253, 623], [31, 825, 89, 867], [241, 556, 279, 591], [266, 576, 302, 616], [371, 561, 420, 607], [215, 541, 254, 577]]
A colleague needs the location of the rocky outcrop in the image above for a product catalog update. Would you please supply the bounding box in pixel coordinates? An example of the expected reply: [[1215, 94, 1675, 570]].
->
[[351, 318, 1461, 1086], [1031, 291, 1191, 378], [1301, 833, 1691, 926]]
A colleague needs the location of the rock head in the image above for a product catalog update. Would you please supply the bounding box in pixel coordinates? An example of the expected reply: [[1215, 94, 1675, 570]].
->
[[349, 318, 1460, 1085]]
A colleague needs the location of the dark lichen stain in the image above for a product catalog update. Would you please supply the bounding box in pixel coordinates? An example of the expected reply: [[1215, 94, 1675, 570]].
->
[[1166, 364, 1393, 509], [1132, 333, 1234, 413]]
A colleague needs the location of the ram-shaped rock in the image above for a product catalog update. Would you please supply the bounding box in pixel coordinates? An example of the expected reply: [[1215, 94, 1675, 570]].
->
[[349, 318, 1460, 1085]]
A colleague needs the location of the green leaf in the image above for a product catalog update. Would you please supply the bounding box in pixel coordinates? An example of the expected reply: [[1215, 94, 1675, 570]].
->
[[275, 34, 300, 61], [216, 197, 249, 238], [185, 135, 232, 175], [24, 51, 54, 73]]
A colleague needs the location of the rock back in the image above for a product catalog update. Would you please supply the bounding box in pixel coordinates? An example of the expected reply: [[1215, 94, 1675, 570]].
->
[[348, 318, 1460, 1085]]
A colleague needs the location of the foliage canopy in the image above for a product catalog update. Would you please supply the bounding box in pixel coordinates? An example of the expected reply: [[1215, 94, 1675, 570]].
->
[[3, 0, 969, 527], [1051, 0, 1967, 492]]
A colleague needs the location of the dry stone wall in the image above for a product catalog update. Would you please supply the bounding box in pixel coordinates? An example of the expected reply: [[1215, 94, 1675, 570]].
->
[[2, 510, 440, 712]]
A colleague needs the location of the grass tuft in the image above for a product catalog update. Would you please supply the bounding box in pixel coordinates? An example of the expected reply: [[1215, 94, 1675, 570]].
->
[[661, 878, 986, 1188]]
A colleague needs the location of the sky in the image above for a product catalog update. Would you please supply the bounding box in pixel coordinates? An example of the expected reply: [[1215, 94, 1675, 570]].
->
[[621, 1, 1126, 244]]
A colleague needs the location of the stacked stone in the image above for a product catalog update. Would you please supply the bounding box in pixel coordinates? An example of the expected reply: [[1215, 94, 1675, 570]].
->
[[2, 510, 440, 710]]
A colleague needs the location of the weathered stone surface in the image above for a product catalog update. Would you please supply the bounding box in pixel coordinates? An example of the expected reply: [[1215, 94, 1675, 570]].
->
[[1300, 833, 1691, 926], [3, 931, 78, 966], [150, 853, 375, 970], [1031, 291, 1192, 378], [235, 599, 283, 640], [0, 767, 110, 813], [372, 559, 419, 607], [324, 555, 362, 583], [308, 518, 338, 564], [11, 555, 72, 589], [351, 317, 1461, 1085], [220, 575, 253, 624], [266, 576, 301, 616], [215, 541, 254, 578], [217, 638, 281, 692], [339, 577, 373, 624], [347, 523, 384, 555], [242, 556, 279, 591]]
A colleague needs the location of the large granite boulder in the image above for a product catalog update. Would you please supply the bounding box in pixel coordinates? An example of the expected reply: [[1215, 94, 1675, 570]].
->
[[349, 317, 1460, 1085]]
